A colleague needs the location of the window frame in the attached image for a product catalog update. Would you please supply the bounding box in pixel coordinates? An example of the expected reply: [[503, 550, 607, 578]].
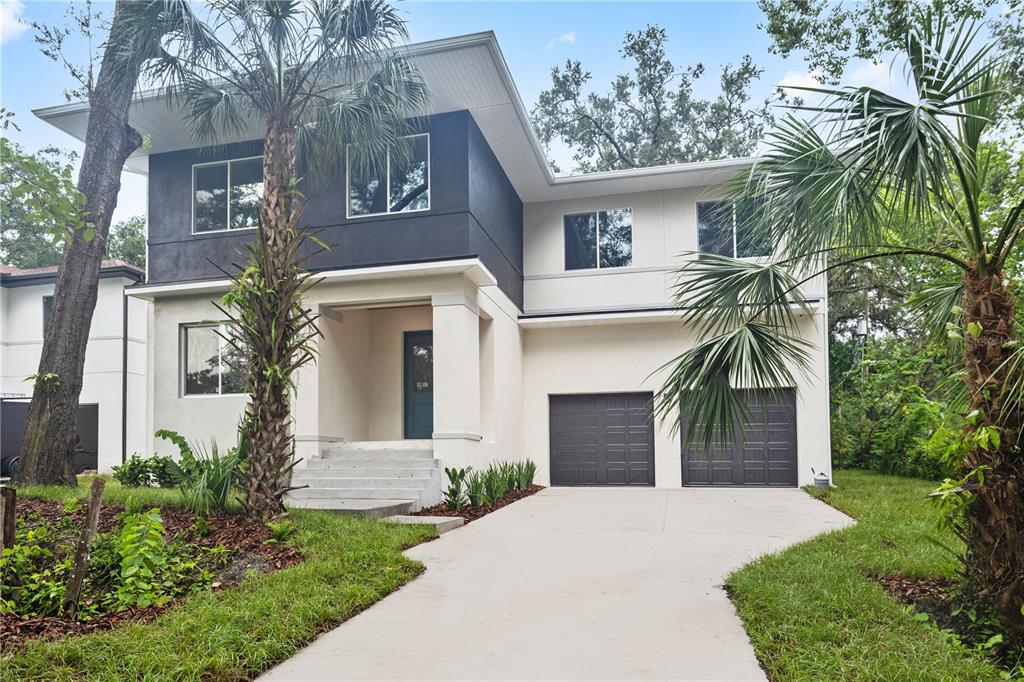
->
[[345, 133, 431, 219], [562, 206, 634, 272], [696, 200, 772, 260], [191, 155, 264, 235], [179, 322, 245, 398]]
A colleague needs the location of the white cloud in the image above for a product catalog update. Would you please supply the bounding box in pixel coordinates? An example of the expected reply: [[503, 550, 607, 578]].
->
[[0, 0, 28, 45], [545, 31, 576, 50], [846, 59, 897, 90], [776, 70, 823, 98]]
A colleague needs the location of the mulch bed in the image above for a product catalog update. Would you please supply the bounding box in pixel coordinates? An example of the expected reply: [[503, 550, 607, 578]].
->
[[412, 485, 545, 523], [871, 573, 959, 631], [1, 499, 302, 650]]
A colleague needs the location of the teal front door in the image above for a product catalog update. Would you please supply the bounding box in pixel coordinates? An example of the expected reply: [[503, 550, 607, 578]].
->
[[403, 330, 433, 439]]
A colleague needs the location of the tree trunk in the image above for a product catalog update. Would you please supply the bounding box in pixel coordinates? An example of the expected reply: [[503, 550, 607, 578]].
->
[[960, 268, 1024, 641], [14, 1, 143, 486], [238, 120, 301, 519]]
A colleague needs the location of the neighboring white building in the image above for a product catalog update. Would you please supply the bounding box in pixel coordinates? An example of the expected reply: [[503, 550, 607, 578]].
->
[[35, 32, 831, 510], [0, 261, 149, 473]]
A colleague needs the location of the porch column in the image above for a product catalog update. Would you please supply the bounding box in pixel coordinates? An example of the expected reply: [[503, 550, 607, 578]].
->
[[431, 292, 481, 442]]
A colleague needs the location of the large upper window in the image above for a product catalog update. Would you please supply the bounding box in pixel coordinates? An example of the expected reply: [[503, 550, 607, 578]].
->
[[193, 157, 263, 233], [564, 208, 633, 271], [347, 134, 430, 218], [697, 200, 771, 258], [182, 323, 245, 396]]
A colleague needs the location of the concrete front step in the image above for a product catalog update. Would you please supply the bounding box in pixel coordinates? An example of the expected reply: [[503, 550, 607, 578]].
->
[[310, 456, 437, 467], [289, 486, 429, 500], [298, 465, 438, 476], [332, 440, 432, 450], [290, 476, 433, 489], [318, 450, 434, 461], [285, 497, 417, 517]]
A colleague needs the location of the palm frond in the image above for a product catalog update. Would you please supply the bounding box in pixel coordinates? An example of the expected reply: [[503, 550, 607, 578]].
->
[[908, 282, 965, 346]]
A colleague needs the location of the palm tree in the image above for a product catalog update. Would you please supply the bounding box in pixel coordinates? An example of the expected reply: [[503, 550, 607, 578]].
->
[[654, 11, 1024, 638], [134, 0, 427, 518]]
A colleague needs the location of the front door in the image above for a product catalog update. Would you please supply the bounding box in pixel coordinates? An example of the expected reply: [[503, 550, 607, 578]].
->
[[403, 330, 433, 439]]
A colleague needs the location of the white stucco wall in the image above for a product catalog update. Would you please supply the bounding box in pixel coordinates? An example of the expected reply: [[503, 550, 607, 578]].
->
[[1, 277, 149, 471], [521, 310, 831, 488]]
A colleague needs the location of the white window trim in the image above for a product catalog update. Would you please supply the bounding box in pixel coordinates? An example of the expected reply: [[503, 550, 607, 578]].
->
[[191, 155, 264, 235], [345, 133, 431, 219], [180, 322, 245, 398], [562, 207, 634, 272], [696, 200, 773, 262]]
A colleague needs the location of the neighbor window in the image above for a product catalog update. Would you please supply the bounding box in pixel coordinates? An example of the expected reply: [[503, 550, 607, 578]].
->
[[193, 157, 264, 233], [697, 200, 771, 258], [182, 323, 245, 396], [347, 134, 430, 217], [564, 208, 633, 270]]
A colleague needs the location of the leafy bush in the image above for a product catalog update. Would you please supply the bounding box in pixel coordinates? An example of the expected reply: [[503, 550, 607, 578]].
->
[[465, 470, 488, 507], [830, 339, 957, 479], [443, 467, 470, 511], [482, 466, 508, 503], [513, 460, 537, 490], [112, 454, 179, 488], [156, 430, 244, 516]]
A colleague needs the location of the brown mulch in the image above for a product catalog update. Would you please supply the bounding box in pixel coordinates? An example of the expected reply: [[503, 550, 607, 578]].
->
[[412, 485, 545, 523], [871, 573, 959, 631], [1, 498, 302, 650]]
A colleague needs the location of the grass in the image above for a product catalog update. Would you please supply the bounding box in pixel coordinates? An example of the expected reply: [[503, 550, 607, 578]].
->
[[2, 480, 437, 681], [727, 470, 1002, 681]]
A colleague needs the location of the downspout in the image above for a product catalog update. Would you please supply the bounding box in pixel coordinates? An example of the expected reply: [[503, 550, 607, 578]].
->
[[122, 286, 128, 464]]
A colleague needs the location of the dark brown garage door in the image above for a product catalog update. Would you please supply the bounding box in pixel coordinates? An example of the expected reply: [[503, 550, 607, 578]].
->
[[549, 393, 654, 486], [682, 389, 797, 486]]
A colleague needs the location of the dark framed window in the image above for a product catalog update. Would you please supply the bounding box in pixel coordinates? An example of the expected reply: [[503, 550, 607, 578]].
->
[[697, 200, 771, 258], [564, 208, 633, 270], [348, 134, 430, 217], [42, 295, 53, 332], [193, 157, 264, 233], [182, 323, 245, 396]]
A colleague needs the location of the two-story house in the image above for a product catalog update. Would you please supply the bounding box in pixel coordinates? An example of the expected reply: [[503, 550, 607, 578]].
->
[[0, 260, 149, 474], [34, 33, 830, 511]]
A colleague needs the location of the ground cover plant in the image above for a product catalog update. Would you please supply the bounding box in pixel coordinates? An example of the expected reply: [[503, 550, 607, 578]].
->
[[1, 480, 436, 681], [727, 470, 1007, 680], [422, 459, 542, 523]]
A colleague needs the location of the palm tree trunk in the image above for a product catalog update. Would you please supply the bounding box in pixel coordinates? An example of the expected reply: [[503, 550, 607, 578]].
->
[[14, 1, 143, 486], [238, 120, 300, 519], [960, 268, 1024, 640]]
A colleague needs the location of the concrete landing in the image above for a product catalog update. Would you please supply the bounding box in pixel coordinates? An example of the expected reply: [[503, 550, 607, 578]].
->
[[284, 498, 416, 518], [384, 515, 464, 534]]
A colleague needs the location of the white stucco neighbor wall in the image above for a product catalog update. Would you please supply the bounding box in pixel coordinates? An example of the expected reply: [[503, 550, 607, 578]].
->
[[1, 277, 149, 472]]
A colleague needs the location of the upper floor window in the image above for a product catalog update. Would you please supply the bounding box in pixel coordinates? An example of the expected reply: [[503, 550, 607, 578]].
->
[[193, 157, 264, 233], [564, 208, 633, 271], [697, 200, 771, 259], [182, 323, 246, 396], [347, 133, 430, 218]]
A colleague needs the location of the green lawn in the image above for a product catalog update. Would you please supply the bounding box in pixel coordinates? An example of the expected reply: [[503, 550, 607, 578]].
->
[[727, 470, 1002, 681], [2, 480, 437, 681]]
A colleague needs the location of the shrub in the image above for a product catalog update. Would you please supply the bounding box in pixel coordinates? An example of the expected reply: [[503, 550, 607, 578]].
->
[[155, 430, 244, 516], [466, 470, 488, 507], [112, 454, 180, 488], [443, 467, 470, 511], [265, 519, 297, 543], [482, 466, 508, 502], [512, 460, 537, 489]]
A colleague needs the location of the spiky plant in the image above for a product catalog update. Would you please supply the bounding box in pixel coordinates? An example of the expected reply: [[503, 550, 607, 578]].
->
[[134, 0, 427, 517], [655, 10, 1024, 638]]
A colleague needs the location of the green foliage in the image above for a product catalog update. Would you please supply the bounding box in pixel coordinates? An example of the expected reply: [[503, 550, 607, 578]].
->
[[442, 467, 470, 511], [105, 215, 147, 268], [265, 519, 297, 543], [831, 339, 957, 479], [154, 429, 243, 516], [465, 469, 488, 507], [531, 25, 773, 172], [0, 525, 68, 616], [0, 133, 85, 268], [115, 508, 175, 608], [482, 466, 509, 504], [111, 455, 178, 488], [25, 371, 60, 393], [512, 460, 537, 490]]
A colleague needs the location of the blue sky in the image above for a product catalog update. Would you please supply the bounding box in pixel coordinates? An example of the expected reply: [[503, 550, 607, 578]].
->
[[0, 0, 910, 223]]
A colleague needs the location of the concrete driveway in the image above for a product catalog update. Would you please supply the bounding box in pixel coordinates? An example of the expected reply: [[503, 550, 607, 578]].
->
[[261, 487, 852, 681]]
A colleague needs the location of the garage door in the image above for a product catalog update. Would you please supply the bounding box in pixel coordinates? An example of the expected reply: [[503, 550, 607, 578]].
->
[[682, 389, 797, 486], [549, 393, 654, 486]]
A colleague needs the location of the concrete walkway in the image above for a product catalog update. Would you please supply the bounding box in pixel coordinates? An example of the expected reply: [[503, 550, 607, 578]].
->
[[261, 487, 853, 681]]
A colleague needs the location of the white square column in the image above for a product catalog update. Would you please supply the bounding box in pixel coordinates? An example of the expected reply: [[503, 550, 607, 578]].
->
[[431, 292, 481, 467]]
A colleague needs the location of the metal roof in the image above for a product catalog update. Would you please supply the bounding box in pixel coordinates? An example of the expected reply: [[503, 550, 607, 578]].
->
[[33, 32, 752, 204]]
